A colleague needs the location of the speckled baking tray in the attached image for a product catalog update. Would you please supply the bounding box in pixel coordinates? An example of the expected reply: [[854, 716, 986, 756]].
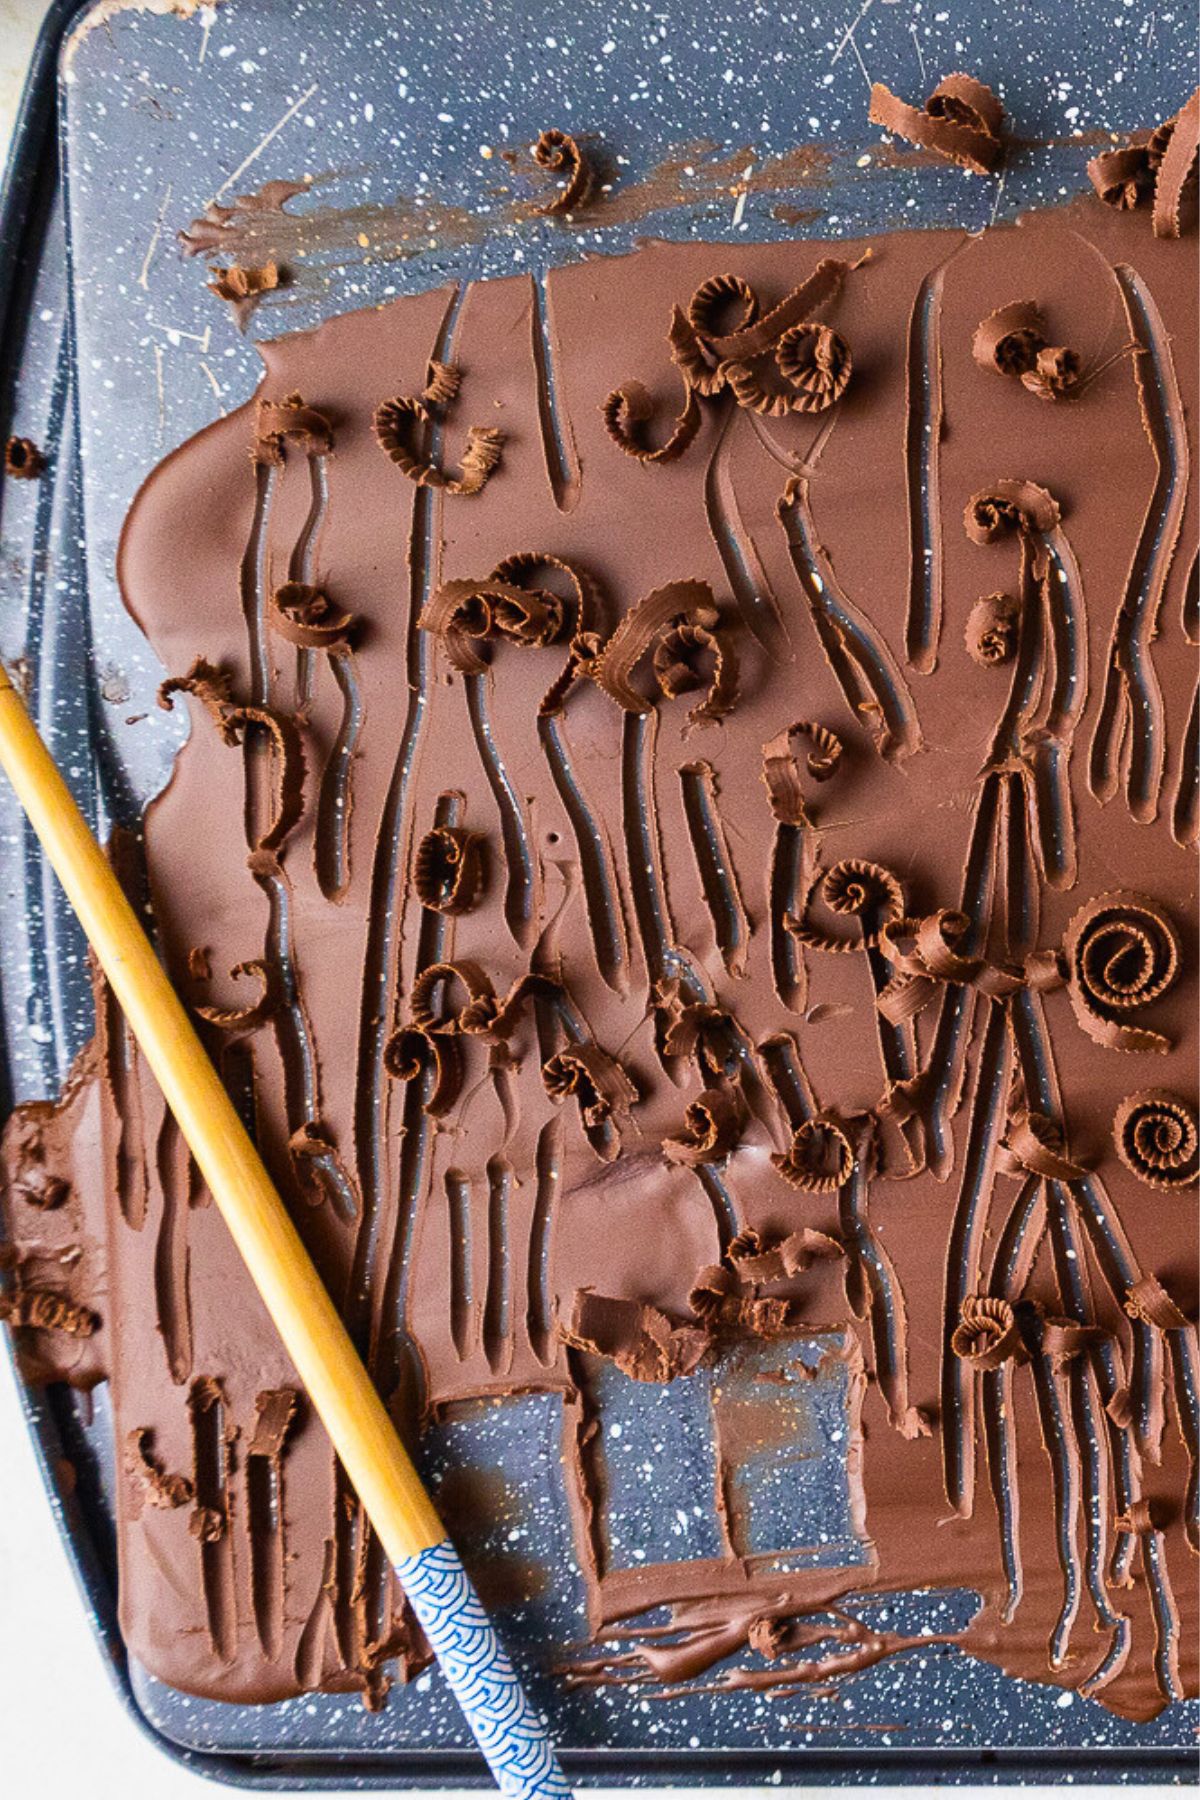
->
[[0, 0, 1196, 1785]]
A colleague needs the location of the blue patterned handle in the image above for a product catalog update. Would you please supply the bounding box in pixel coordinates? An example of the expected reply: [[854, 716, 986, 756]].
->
[[395, 1539, 574, 1797]]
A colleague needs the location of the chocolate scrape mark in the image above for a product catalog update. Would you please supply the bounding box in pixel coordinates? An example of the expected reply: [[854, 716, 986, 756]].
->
[[704, 410, 790, 661], [466, 675, 537, 948], [1089, 266, 1188, 823], [445, 1170, 475, 1362], [527, 1117, 563, 1367], [483, 1157, 514, 1376], [678, 762, 750, 978], [189, 1378, 237, 1663], [530, 275, 582, 512], [1169, 678, 1199, 849], [153, 1112, 194, 1385], [538, 712, 627, 990], [248, 1388, 300, 1663], [903, 262, 947, 672]]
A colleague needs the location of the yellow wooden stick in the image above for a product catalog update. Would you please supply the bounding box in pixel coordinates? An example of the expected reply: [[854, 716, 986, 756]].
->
[[0, 663, 444, 1561]]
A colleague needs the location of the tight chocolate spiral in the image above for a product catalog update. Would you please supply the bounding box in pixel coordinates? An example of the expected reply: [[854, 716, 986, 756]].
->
[[1063, 892, 1181, 1054], [1113, 1090, 1199, 1191]]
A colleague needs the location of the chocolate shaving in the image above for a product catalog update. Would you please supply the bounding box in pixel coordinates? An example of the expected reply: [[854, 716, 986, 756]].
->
[[1124, 1274, 1191, 1332], [542, 1042, 638, 1158], [656, 983, 749, 1079], [1151, 85, 1200, 238], [4, 435, 44, 479], [248, 1388, 300, 1459], [374, 394, 504, 496], [0, 1287, 97, 1337], [966, 592, 1020, 666], [193, 958, 276, 1031], [533, 128, 592, 214], [997, 1110, 1088, 1182], [1021, 345, 1081, 403], [1062, 892, 1181, 1054], [580, 581, 719, 713], [972, 300, 1046, 376], [965, 479, 1061, 547], [126, 1428, 194, 1510], [1114, 1497, 1171, 1534], [662, 1088, 745, 1167], [561, 1290, 709, 1383], [157, 657, 235, 729], [255, 391, 333, 462], [726, 1226, 844, 1285], [1087, 89, 1200, 236], [421, 360, 461, 406], [788, 859, 904, 954], [1112, 1089, 1199, 1191], [1107, 1385, 1135, 1429], [420, 575, 567, 674], [382, 1025, 463, 1117], [761, 721, 842, 826], [1038, 1315, 1109, 1371], [189, 1506, 227, 1543], [876, 910, 1032, 1024], [651, 621, 738, 726], [771, 1111, 856, 1193], [601, 376, 701, 465], [207, 261, 280, 326], [705, 257, 857, 364], [267, 582, 356, 649], [668, 274, 759, 396], [408, 960, 497, 1036], [951, 1294, 1026, 1370], [413, 825, 484, 915], [869, 72, 1006, 175]]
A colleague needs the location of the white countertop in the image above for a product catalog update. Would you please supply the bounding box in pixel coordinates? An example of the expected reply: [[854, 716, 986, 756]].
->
[[0, 4, 1180, 1794]]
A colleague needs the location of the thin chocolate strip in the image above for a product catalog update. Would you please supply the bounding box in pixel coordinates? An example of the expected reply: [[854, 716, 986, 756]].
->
[[1124, 1274, 1191, 1332], [1112, 1091, 1199, 1191], [869, 72, 1006, 175], [1150, 86, 1200, 239], [221, 706, 306, 870]]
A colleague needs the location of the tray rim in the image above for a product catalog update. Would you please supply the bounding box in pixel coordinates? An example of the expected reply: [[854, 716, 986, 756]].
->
[[0, 0, 1194, 1785]]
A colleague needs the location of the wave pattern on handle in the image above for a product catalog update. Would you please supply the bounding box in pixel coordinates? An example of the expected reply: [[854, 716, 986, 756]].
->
[[395, 1539, 573, 1798]]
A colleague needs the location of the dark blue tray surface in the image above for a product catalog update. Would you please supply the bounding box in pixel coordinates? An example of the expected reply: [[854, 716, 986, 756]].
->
[[0, 0, 1196, 1783]]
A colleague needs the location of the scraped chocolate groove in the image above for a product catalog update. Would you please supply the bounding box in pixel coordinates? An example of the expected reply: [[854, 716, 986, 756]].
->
[[1, 188, 1197, 1727]]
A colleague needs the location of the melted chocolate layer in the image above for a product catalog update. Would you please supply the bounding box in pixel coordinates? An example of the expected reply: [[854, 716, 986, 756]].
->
[[2, 195, 1196, 1722]]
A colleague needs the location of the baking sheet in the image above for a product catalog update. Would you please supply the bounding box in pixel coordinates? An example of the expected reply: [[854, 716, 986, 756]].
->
[[0, 0, 1196, 1782]]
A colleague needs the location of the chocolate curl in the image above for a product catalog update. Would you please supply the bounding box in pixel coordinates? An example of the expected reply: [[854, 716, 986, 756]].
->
[[656, 982, 750, 1079], [157, 657, 235, 729], [772, 321, 852, 413], [288, 1120, 355, 1211], [687, 1261, 795, 1339], [533, 127, 592, 214], [965, 592, 1020, 666], [408, 960, 497, 1036], [4, 435, 44, 479], [382, 1025, 462, 1117], [771, 1110, 856, 1193], [374, 394, 504, 495], [267, 581, 356, 649], [951, 1293, 1026, 1370], [726, 1226, 844, 1285], [1124, 1274, 1191, 1332], [0, 1288, 97, 1337], [561, 1290, 709, 1383], [1062, 891, 1181, 1054], [582, 580, 718, 713], [491, 551, 591, 638], [1106, 1385, 1136, 1429], [668, 273, 759, 396], [1021, 345, 1081, 403], [972, 300, 1046, 376], [421, 360, 461, 406], [125, 1428, 194, 1510], [1088, 143, 1157, 211], [255, 391, 333, 462], [220, 705, 306, 870], [651, 619, 738, 726], [248, 1388, 299, 1459], [208, 260, 279, 300], [413, 824, 484, 915], [1038, 1314, 1110, 1371], [193, 958, 277, 1032], [996, 1110, 1089, 1182], [868, 72, 1006, 175], [1112, 1089, 1199, 1192], [543, 1042, 638, 1159], [662, 1088, 745, 1168], [1151, 86, 1199, 239], [788, 858, 904, 954], [601, 375, 701, 464]]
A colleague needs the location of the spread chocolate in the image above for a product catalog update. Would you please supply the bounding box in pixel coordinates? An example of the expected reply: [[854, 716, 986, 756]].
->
[[1, 166, 1196, 1727]]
